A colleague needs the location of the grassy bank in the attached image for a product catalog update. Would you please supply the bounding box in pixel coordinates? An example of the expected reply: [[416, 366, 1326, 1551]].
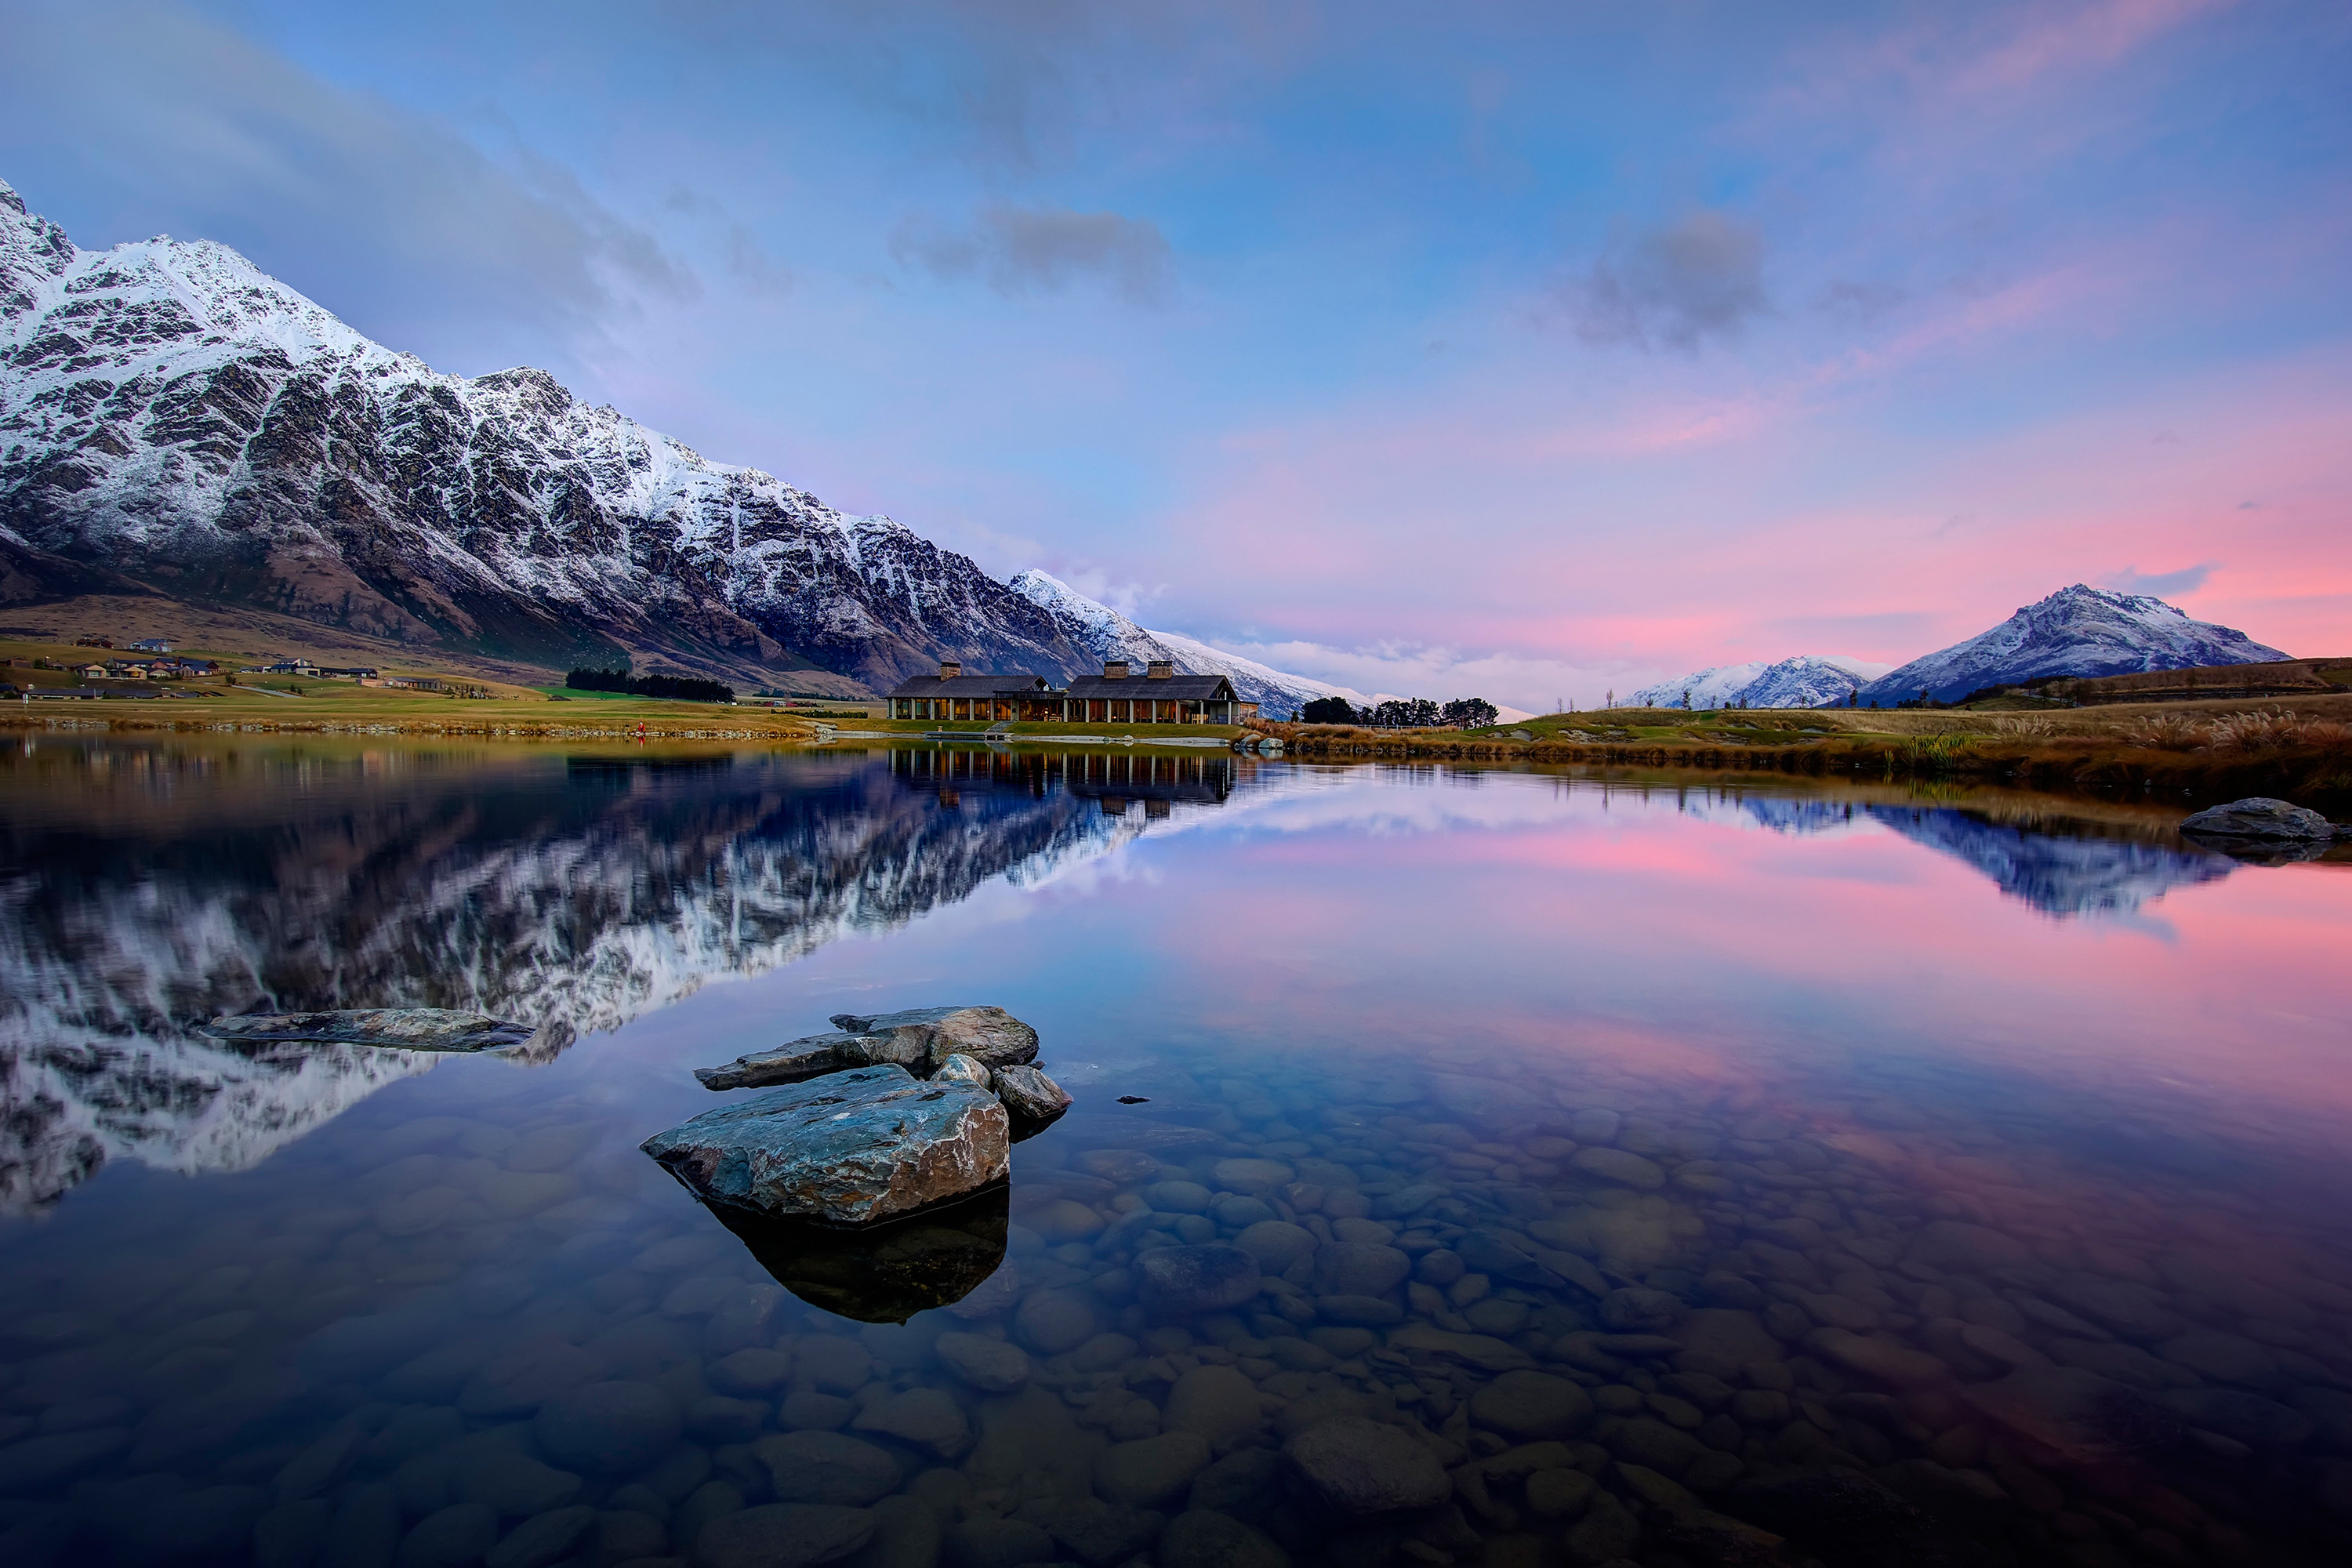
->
[[2, 681, 824, 741], [1271, 695, 2352, 814]]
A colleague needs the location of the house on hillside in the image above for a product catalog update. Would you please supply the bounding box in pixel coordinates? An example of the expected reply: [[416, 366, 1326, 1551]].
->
[[883, 659, 1257, 724], [129, 638, 173, 653]]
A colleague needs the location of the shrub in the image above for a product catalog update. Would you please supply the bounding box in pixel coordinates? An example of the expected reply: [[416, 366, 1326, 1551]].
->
[[2205, 710, 2314, 751], [2122, 713, 2205, 750]]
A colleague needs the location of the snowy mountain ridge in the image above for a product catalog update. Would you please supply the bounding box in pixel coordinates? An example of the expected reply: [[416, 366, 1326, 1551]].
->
[[1007, 568, 1366, 717], [0, 176, 1085, 688], [1632, 654, 1890, 710], [1635, 587, 2288, 712], [1854, 584, 2288, 706]]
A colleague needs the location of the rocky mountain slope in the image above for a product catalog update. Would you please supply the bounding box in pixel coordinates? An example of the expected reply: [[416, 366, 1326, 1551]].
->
[[1008, 568, 1365, 716], [1856, 585, 2289, 706], [1632, 654, 1890, 710], [0, 177, 1086, 690]]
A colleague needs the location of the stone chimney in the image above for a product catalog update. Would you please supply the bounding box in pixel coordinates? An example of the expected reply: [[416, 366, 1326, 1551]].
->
[[1145, 660, 1174, 680], [938, 661, 961, 680], [1102, 661, 1130, 680]]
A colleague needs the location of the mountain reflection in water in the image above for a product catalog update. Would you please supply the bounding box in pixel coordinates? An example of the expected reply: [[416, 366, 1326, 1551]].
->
[[1741, 797, 2238, 916], [0, 742, 1237, 1212], [3, 746, 2351, 1567]]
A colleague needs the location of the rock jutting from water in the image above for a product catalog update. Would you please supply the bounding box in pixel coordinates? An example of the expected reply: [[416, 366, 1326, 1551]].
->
[[691, 1004, 1072, 1137], [695, 1006, 1040, 1090], [195, 1007, 561, 1054], [641, 1065, 1009, 1225], [2179, 797, 2342, 841]]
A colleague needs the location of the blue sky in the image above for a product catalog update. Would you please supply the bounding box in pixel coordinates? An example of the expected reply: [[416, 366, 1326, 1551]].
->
[[3, 0, 2347, 705]]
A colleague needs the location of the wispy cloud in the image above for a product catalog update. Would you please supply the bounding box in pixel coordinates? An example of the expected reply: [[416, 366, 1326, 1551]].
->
[[1570, 210, 1769, 352], [2100, 562, 2213, 597], [893, 203, 1175, 306]]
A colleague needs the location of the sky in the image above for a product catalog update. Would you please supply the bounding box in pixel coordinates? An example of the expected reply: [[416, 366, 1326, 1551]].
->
[[2, 0, 2347, 707]]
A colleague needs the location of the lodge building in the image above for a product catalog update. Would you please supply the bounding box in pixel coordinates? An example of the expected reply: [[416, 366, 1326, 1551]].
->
[[884, 659, 1258, 725]]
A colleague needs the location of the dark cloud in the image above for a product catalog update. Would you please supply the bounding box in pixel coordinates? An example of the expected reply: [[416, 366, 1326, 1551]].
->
[[0, 1, 691, 376], [893, 204, 1174, 306], [2101, 564, 2213, 597], [1572, 209, 1768, 351]]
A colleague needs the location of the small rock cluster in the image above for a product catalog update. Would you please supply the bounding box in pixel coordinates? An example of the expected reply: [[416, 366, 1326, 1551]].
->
[[644, 1008, 1072, 1226]]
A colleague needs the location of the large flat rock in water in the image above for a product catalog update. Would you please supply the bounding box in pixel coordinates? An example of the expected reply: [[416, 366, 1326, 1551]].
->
[[643, 1065, 1009, 1225]]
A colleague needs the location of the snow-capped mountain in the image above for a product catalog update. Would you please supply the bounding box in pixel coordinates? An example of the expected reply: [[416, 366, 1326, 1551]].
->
[[1007, 568, 1366, 717], [1856, 585, 2289, 706], [0, 177, 1085, 690], [1632, 654, 1890, 710]]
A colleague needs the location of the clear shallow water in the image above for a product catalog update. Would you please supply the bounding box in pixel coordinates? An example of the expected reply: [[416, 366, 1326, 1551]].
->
[[3, 737, 2351, 1568]]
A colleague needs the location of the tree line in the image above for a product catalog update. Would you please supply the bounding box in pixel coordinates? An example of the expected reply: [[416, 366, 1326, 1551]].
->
[[565, 668, 737, 703], [1296, 695, 1500, 728]]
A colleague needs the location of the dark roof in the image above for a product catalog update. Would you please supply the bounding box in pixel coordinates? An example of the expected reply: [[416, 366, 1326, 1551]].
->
[[884, 671, 1054, 699], [1065, 673, 1237, 702]]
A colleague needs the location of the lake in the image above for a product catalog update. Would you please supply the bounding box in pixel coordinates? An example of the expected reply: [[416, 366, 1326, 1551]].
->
[[3, 735, 2350, 1568]]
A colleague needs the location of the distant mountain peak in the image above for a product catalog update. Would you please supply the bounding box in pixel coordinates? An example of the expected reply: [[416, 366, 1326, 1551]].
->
[[1633, 653, 1890, 710], [1855, 584, 2287, 705]]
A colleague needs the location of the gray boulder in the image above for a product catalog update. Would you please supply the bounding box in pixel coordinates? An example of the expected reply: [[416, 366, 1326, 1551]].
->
[[642, 1065, 1008, 1225], [695, 1032, 869, 1091], [829, 1005, 1040, 1069], [2180, 797, 2339, 841], [993, 1064, 1073, 1123], [935, 1053, 993, 1090]]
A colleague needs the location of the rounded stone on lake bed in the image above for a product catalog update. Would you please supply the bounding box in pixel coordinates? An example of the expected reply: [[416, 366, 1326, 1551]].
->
[[1095, 1430, 1212, 1508], [1024, 1197, 1106, 1242], [1213, 1157, 1295, 1192], [934, 1330, 1032, 1392], [1147, 1181, 1214, 1214], [1159, 1508, 1291, 1568], [1234, 1221, 1317, 1273], [1165, 1364, 1263, 1449], [851, 1387, 971, 1457], [395, 1501, 499, 1568], [1469, 1371, 1595, 1441], [483, 1504, 597, 1568], [532, 1381, 683, 1475], [1283, 1418, 1450, 1514], [1137, 1243, 1262, 1316], [1569, 1147, 1664, 1189], [1524, 1467, 1596, 1518], [753, 1431, 903, 1505], [709, 1347, 796, 1395], [695, 1503, 877, 1568], [1015, 1288, 1098, 1353]]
